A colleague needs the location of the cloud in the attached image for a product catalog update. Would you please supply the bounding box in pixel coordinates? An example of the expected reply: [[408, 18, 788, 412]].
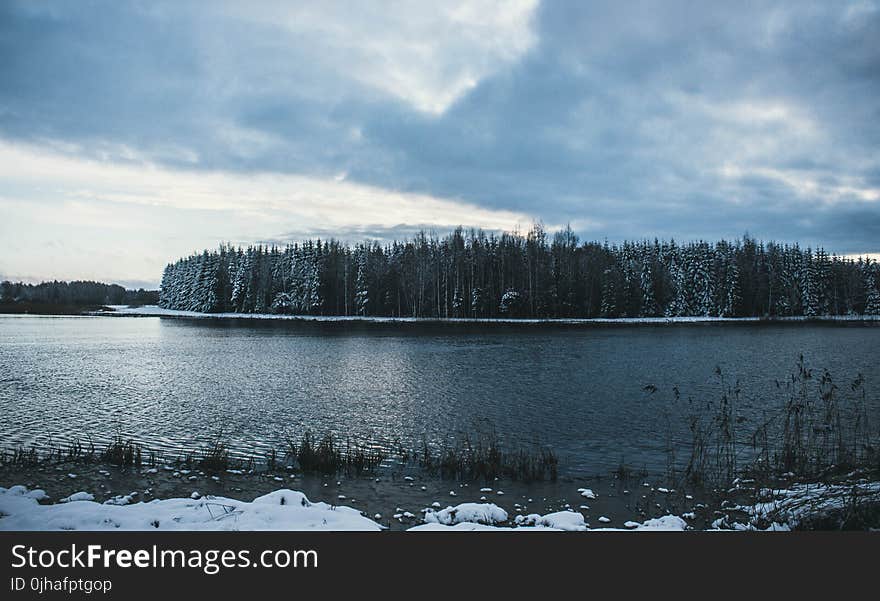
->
[[0, 0, 879, 286], [0, 140, 531, 286], [216, 0, 539, 115]]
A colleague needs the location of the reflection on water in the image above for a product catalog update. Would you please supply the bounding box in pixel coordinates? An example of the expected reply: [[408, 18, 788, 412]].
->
[[0, 316, 877, 476]]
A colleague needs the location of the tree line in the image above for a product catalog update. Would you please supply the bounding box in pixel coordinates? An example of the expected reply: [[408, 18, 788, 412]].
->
[[0, 280, 158, 310], [159, 225, 880, 318]]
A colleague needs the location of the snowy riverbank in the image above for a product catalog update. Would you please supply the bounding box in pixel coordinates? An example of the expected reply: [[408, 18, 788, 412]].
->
[[98, 305, 880, 324], [0, 485, 688, 532], [7, 474, 876, 531], [0, 459, 700, 531], [3, 462, 877, 531]]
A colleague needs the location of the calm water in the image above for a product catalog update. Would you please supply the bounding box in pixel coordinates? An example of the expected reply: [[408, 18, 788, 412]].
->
[[1, 316, 877, 476]]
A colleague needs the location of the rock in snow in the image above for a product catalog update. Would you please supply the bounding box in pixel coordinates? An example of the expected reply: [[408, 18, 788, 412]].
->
[[59, 492, 95, 503], [635, 515, 688, 530], [515, 511, 587, 531], [422, 503, 509, 527], [578, 488, 597, 499], [104, 493, 137, 506]]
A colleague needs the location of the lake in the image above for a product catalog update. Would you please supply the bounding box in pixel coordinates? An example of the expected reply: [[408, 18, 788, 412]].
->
[[0, 315, 877, 476]]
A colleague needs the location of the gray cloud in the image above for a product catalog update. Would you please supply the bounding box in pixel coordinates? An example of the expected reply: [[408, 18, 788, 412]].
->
[[1, 0, 878, 264]]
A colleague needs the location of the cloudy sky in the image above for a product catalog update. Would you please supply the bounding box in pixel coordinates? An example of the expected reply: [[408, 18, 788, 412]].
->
[[1, 1, 878, 288]]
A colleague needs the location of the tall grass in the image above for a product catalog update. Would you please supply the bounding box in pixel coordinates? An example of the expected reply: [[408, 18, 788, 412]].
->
[[666, 356, 878, 489], [1, 429, 557, 481], [197, 440, 230, 472], [417, 433, 558, 481], [101, 436, 142, 467], [0, 436, 147, 467], [286, 431, 387, 475]]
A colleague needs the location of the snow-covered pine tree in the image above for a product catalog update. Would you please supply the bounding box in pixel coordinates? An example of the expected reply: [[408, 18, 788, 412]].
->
[[663, 243, 680, 317], [287, 243, 305, 314], [813, 248, 832, 315], [308, 242, 323, 314], [271, 291, 295, 314], [639, 260, 658, 317], [196, 250, 220, 312], [499, 288, 523, 316], [230, 249, 251, 313], [158, 264, 173, 308], [718, 246, 742, 317], [452, 285, 463, 317], [600, 268, 617, 318], [692, 242, 716, 316], [471, 286, 486, 317], [864, 263, 880, 315], [354, 252, 369, 316], [669, 245, 696, 316], [802, 248, 819, 317], [254, 246, 273, 313], [773, 246, 793, 316]]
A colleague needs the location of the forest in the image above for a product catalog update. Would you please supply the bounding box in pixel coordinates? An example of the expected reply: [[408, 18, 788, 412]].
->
[[0, 280, 158, 312], [158, 225, 880, 319]]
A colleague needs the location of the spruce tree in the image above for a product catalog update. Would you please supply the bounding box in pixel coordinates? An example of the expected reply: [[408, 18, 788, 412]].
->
[[865, 264, 880, 315], [355, 253, 369, 316]]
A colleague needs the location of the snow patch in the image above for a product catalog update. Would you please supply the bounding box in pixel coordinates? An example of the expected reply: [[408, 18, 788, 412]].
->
[[104, 493, 138, 506], [578, 488, 597, 499], [423, 503, 508, 526], [515, 511, 587, 531], [635, 515, 688, 530], [739, 481, 880, 529], [60, 492, 95, 503], [0, 486, 381, 531]]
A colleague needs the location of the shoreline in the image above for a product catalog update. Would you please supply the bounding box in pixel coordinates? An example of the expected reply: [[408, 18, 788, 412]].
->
[[0, 459, 704, 531], [3, 459, 877, 531], [79, 305, 880, 326], [3, 304, 878, 326]]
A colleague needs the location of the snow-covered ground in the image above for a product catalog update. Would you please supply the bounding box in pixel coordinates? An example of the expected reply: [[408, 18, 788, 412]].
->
[[0, 486, 689, 532], [0, 485, 381, 531], [408, 506, 687, 531], [741, 481, 880, 530], [101, 306, 880, 324]]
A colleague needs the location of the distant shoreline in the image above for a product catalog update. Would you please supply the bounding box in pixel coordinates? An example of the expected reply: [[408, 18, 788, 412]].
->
[[3, 303, 878, 324], [0, 302, 115, 315], [64, 305, 880, 326]]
